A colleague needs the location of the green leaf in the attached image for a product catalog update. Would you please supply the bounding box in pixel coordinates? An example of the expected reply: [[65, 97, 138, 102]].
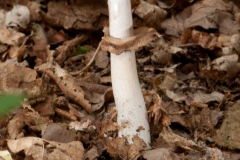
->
[[0, 94, 24, 116], [75, 46, 89, 55]]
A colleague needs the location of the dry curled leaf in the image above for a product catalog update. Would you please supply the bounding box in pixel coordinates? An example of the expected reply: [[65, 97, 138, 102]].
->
[[35, 62, 92, 113], [0, 28, 25, 45], [154, 73, 177, 93], [105, 136, 147, 160], [42, 123, 75, 143], [215, 101, 240, 149], [143, 90, 170, 126], [0, 63, 43, 99], [180, 29, 219, 50], [40, 1, 108, 31], [7, 137, 84, 159], [31, 23, 48, 64], [101, 27, 161, 55], [133, 0, 167, 30], [184, 0, 240, 35]]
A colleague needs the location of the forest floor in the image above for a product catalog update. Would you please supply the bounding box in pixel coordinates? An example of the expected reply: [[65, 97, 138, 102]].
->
[[1, 0, 240, 159]]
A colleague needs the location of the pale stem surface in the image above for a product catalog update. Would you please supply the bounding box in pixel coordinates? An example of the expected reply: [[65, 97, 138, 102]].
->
[[108, 0, 150, 146]]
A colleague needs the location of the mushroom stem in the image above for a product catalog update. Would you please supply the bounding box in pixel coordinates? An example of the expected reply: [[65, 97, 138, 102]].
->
[[108, 0, 150, 146]]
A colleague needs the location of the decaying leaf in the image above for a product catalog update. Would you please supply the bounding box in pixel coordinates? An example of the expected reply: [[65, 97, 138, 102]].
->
[[180, 29, 219, 50], [47, 30, 67, 45], [143, 148, 179, 160], [184, 0, 240, 35], [215, 101, 240, 149], [212, 54, 238, 65], [0, 63, 43, 99], [100, 119, 118, 137], [69, 119, 96, 132], [7, 108, 51, 139], [166, 90, 187, 103], [105, 137, 128, 159], [162, 0, 240, 37], [159, 126, 202, 151], [193, 91, 224, 103], [40, 1, 108, 31], [31, 23, 48, 64], [7, 137, 84, 159], [161, 6, 191, 37], [143, 90, 170, 126], [133, 0, 167, 30], [35, 62, 92, 112], [34, 97, 55, 117], [101, 27, 161, 55], [157, 0, 194, 10], [95, 50, 109, 68], [42, 123, 75, 143], [197, 70, 226, 82], [150, 45, 172, 65], [105, 136, 147, 160], [84, 145, 99, 160], [7, 137, 43, 153], [0, 28, 25, 46], [154, 73, 177, 93]]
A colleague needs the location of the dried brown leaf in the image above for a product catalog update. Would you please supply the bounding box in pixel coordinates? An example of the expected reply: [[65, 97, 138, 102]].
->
[[69, 120, 96, 132], [95, 50, 109, 68], [8, 137, 84, 159], [7, 109, 51, 140], [34, 97, 54, 117], [31, 23, 48, 64], [84, 145, 99, 160], [154, 73, 177, 93], [161, 6, 192, 37], [184, 4, 218, 30], [150, 45, 172, 64], [180, 29, 219, 49], [198, 70, 226, 82], [7, 137, 43, 153], [128, 136, 147, 159], [133, 0, 167, 30], [0, 28, 25, 45], [160, 127, 202, 151], [212, 54, 238, 65], [143, 148, 179, 160], [231, 34, 240, 54], [166, 90, 187, 103], [184, 0, 240, 35], [35, 62, 92, 113], [47, 30, 67, 45], [100, 119, 118, 137], [40, 1, 108, 31], [105, 137, 128, 159], [143, 90, 170, 126], [42, 123, 75, 143], [215, 101, 240, 149], [0, 44, 7, 54], [193, 91, 224, 103], [0, 63, 43, 99], [106, 136, 147, 159]]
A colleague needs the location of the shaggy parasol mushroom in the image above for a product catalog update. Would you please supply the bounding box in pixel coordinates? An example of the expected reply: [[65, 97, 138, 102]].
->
[[107, 0, 152, 147]]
